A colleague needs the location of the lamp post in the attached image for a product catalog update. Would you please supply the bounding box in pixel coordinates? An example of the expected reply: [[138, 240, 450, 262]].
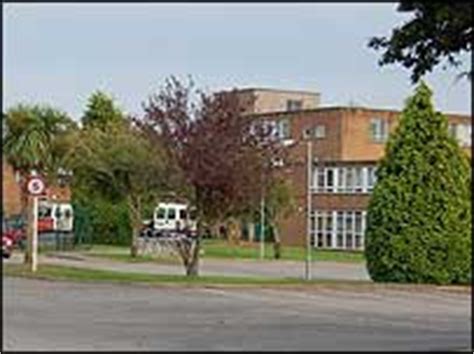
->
[[260, 193, 265, 260], [305, 140, 313, 281]]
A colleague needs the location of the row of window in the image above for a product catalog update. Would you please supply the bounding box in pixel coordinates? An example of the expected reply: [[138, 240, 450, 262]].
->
[[310, 210, 366, 250], [256, 118, 471, 148], [311, 166, 377, 194], [449, 123, 471, 147]]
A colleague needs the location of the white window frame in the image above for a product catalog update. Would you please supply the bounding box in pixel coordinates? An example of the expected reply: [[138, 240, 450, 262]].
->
[[325, 168, 335, 192], [313, 166, 378, 194], [312, 210, 367, 250], [278, 119, 291, 140], [314, 124, 326, 139], [370, 118, 389, 143]]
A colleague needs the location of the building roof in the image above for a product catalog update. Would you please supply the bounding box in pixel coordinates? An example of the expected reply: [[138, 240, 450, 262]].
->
[[220, 87, 321, 96], [250, 105, 472, 119]]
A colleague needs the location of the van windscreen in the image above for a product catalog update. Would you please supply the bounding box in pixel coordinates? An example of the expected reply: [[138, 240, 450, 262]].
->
[[168, 208, 176, 220], [156, 208, 166, 219]]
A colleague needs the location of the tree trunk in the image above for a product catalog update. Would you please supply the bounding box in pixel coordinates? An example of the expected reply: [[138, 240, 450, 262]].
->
[[185, 219, 202, 276], [186, 236, 200, 276], [127, 195, 142, 258], [247, 222, 255, 242], [227, 218, 241, 246], [272, 221, 281, 260]]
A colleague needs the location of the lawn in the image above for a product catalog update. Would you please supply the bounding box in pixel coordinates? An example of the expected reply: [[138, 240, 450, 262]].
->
[[202, 239, 365, 263], [3, 263, 368, 287], [81, 240, 365, 264], [5, 263, 468, 293]]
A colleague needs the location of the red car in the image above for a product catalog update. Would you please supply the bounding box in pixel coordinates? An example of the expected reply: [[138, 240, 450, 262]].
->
[[2, 235, 14, 258], [2, 218, 26, 258]]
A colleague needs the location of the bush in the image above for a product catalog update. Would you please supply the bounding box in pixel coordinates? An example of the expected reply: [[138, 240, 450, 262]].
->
[[365, 82, 471, 285], [74, 197, 131, 247]]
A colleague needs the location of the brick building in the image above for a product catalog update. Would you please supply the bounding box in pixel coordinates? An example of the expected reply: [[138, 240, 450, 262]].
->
[[2, 159, 72, 218], [233, 88, 472, 250], [2, 160, 23, 217]]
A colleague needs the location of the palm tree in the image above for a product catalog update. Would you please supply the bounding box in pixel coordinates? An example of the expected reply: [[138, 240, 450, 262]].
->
[[3, 104, 76, 216]]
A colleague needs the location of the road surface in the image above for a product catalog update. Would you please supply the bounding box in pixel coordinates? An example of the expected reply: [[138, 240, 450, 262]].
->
[[3, 276, 471, 351]]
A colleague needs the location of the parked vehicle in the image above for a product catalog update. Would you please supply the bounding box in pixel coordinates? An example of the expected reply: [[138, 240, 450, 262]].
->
[[2, 235, 13, 258], [37, 200, 74, 233], [140, 202, 197, 238], [2, 217, 26, 250]]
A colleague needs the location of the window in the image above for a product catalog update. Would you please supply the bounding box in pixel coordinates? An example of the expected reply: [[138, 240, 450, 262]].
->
[[458, 124, 472, 147], [179, 209, 187, 220], [311, 210, 367, 250], [286, 99, 303, 111], [336, 212, 344, 248], [325, 213, 333, 247], [167, 208, 176, 220], [448, 123, 457, 138], [313, 166, 377, 194], [346, 168, 354, 193], [325, 168, 334, 192], [354, 211, 363, 249], [278, 119, 291, 139], [370, 118, 389, 142], [314, 125, 326, 139], [367, 166, 377, 192], [156, 208, 166, 219], [448, 123, 471, 147], [317, 168, 325, 191], [316, 212, 325, 247], [337, 167, 346, 193], [354, 167, 363, 192], [38, 205, 52, 218]]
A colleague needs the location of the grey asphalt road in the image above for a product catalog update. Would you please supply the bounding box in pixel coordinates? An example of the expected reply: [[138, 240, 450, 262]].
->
[[8, 251, 371, 281], [3, 277, 471, 351]]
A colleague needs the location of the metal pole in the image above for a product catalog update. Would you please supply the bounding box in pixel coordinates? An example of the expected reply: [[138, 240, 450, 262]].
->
[[31, 196, 38, 272], [260, 192, 265, 260], [305, 140, 312, 281]]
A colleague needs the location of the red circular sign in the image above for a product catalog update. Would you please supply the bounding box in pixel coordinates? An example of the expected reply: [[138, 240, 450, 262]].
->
[[26, 176, 46, 196]]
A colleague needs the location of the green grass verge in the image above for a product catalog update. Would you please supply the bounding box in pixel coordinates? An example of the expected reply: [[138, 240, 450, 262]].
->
[[3, 263, 369, 287], [4, 263, 469, 293], [82, 240, 365, 264], [202, 239, 365, 262]]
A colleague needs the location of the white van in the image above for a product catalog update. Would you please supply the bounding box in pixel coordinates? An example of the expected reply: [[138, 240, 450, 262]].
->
[[38, 200, 74, 232], [153, 202, 196, 233]]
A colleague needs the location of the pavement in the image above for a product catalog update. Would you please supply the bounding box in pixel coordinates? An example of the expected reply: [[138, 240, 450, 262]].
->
[[6, 251, 371, 281], [2, 276, 471, 351]]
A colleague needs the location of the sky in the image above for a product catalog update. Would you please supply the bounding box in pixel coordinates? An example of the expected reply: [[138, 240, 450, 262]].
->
[[3, 3, 472, 120]]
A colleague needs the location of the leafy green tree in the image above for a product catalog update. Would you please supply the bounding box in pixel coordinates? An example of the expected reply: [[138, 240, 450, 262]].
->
[[81, 91, 124, 129], [368, 2, 472, 82], [265, 178, 295, 259], [69, 120, 168, 257], [3, 104, 75, 175], [365, 82, 471, 285], [3, 104, 76, 220]]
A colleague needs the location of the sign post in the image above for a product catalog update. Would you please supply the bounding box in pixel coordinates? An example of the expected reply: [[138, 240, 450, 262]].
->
[[26, 176, 46, 272]]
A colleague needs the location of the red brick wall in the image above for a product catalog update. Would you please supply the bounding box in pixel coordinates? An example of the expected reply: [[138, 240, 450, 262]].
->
[[261, 107, 471, 247], [2, 160, 72, 218], [2, 160, 23, 217]]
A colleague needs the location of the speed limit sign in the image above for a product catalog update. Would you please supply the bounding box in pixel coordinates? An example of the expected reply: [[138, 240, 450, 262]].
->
[[26, 176, 46, 196]]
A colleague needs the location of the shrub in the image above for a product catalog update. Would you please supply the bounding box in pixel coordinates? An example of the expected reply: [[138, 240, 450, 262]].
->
[[365, 82, 471, 285]]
